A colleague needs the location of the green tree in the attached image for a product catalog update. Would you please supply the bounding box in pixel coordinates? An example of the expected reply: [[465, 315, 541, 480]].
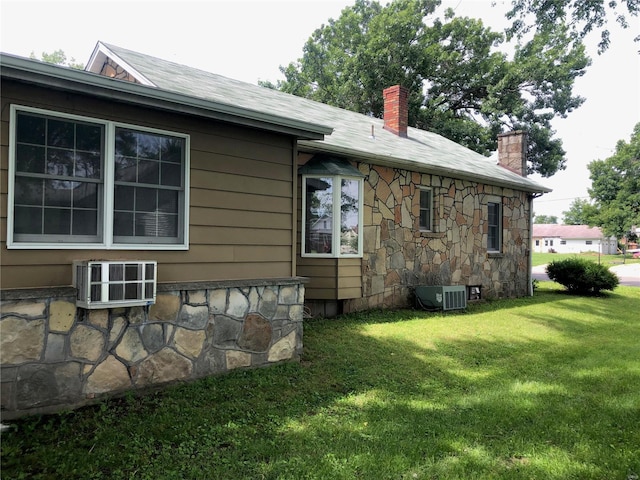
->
[[586, 123, 640, 245], [264, 0, 590, 177], [30, 49, 84, 69], [534, 215, 558, 224], [506, 0, 639, 53], [562, 198, 596, 224]]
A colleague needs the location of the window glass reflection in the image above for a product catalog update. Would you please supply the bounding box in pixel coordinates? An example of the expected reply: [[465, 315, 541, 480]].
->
[[305, 177, 333, 254], [340, 179, 359, 255]]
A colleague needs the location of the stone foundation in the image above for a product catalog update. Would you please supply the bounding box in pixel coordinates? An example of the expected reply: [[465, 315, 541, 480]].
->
[[0, 278, 305, 420]]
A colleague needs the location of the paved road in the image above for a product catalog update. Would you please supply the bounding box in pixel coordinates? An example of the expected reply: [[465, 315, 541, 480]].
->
[[532, 263, 640, 287]]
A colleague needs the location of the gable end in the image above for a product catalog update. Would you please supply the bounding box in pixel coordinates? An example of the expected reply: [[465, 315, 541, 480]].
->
[[86, 41, 155, 86]]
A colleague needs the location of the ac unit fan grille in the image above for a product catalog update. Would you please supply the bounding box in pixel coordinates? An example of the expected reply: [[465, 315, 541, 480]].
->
[[415, 285, 467, 311], [73, 260, 157, 309], [443, 288, 466, 310]]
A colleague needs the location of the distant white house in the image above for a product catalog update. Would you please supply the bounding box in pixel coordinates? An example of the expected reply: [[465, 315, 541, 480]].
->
[[532, 224, 618, 254]]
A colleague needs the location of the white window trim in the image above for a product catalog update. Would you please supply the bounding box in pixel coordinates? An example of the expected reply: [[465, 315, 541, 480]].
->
[[487, 197, 502, 253], [419, 187, 433, 232], [7, 105, 190, 250], [301, 174, 364, 258]]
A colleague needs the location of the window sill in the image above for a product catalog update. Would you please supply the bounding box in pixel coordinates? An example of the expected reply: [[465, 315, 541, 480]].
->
[[487, 251, 503, 258], [301, 254, 363, 259], [7, 243, 189, 250], [419, 231, 444, 238]]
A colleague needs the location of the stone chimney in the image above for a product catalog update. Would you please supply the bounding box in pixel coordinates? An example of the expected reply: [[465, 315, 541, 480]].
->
[[497, 130, 528, 177], [383, 85, 408, 137]]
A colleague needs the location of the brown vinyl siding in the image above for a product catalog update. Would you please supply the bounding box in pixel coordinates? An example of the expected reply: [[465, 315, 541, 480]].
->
[[297, 257, 338, 299], [337, 259, 362, 299], [297, 257, 362, 300], [0, 80, 297, 289]]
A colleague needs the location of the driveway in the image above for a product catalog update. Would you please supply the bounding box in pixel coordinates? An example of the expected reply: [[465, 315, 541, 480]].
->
[[532, 263, 640, 287]]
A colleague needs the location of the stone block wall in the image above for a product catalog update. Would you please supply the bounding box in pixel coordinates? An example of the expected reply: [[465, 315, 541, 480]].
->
[[343, 163, 531, 313], [98, 57, 140, 83], [0, 279, 304, 420]]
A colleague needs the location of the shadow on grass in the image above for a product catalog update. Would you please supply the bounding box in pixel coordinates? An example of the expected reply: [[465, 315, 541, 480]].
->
[[2, 289, 639, 479]]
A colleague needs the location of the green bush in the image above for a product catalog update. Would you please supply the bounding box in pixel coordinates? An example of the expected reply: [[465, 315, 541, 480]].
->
[[546, 257, 619, 295]]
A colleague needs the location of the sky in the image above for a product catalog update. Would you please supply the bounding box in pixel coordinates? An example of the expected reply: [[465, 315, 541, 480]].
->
[[1, 0, 639, 221]]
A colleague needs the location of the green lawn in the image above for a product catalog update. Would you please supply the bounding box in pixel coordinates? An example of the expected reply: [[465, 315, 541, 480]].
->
[[2, 283, 639, 480], [532, 251, 640, 267]]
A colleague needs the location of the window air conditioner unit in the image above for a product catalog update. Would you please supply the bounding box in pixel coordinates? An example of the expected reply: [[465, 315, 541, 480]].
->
[[73, 260, 157, 309], [415, 285, 467, 311]]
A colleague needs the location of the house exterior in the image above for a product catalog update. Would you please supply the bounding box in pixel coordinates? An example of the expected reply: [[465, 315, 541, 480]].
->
[[0, 42, 550, 418], [532, 224, 617, 254]]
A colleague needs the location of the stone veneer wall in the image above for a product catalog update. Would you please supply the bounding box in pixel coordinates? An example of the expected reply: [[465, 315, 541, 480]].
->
[[99, 58, 140, 83], [343, 163, 531, 313], [0, 279, 304, 420]]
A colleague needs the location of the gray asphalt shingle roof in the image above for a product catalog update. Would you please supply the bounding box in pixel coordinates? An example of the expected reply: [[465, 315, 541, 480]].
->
[[100, 42, 550, 193]]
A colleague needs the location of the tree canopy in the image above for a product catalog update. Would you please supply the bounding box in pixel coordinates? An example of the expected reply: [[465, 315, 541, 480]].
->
[[562, 198, 595, 225], [30, 49, 84, 69], [506, 0, 640, 54], [534, 215, 558, 224], [263, 0, 590, 177], [585, 123, 640, 241]]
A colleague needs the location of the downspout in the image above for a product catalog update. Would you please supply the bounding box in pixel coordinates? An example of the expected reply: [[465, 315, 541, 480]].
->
[[292, 139, 299, 277], [527, 192, 543, 295]]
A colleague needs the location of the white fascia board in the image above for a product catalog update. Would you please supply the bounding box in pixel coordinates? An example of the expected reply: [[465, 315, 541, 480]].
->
[[86, 41, 156, 86]]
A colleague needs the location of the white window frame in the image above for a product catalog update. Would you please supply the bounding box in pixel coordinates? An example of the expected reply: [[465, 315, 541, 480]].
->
[[301, 174, 364, 258], [419, 187, 433, 232], [7, 105, 190, 250], [487, 198, 502, 253]]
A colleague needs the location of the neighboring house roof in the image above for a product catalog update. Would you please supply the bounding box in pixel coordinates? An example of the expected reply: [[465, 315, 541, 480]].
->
[[87, 42, 550, 194], [533, 224, 611, 239]]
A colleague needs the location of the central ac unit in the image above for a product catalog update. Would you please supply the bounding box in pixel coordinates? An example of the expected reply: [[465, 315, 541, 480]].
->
[[73, 260, 157, 309], [415, 285, 467, 311]]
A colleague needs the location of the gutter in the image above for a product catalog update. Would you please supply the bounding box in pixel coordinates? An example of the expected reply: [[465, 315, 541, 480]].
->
[[299, 142, 552, 194], [0, 53, 333, 140]]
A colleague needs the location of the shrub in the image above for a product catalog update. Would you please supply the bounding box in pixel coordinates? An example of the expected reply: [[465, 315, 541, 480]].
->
[[546, 257, 619, 295]]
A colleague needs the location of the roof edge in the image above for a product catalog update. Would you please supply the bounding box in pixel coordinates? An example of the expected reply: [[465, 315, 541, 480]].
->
[[1, 53, 333, 140], [299, 141, 552, 194]]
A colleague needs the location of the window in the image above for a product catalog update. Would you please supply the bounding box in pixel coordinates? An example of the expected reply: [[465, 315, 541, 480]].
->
[[419, 188, 433, 231], [585, 240, 593, 245], [8, 106, 189, 249], [487, 201, 501, 252], [302, 175, 363, 257], [535, 240, 540, 246], [560, 240, 566, 245]]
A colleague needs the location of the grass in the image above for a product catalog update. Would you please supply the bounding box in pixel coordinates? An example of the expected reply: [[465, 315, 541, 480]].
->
[[532, 251, 640, 267], [2, 283, 640, 479]]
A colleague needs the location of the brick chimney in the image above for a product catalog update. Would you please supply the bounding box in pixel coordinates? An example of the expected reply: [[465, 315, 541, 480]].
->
[[497, 130, 528, 177], [383, 85, 408, 137]]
